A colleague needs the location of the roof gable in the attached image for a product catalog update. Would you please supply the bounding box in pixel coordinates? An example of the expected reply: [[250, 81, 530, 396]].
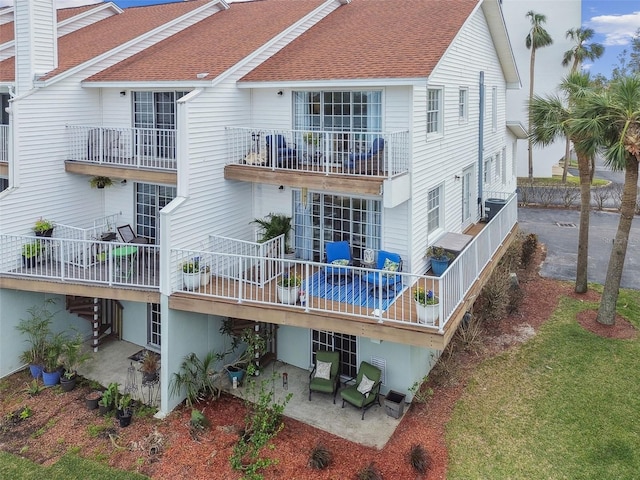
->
[[85, 0, 326, 83], [0, 0, 213, 83], [240, 0, 479, 83]]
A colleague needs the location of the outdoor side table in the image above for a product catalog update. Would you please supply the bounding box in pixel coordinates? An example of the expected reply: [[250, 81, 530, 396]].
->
[[112, 245, 138, 281]]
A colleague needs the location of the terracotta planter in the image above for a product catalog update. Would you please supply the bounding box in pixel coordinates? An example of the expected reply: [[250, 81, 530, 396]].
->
[[415, 300, 439, 325]]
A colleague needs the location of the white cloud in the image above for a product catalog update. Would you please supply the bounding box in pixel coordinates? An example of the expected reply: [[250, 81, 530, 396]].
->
[[586, 11, 640, 47]]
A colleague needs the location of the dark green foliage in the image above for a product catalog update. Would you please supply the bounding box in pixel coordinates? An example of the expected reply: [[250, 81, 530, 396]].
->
[[189, 408, 210, 434], [230, 374, 292, 480], [309, 443, 332, 470], [356, 462, 383, 480], [475, 265, 512, 323], [408, 443, 431, 474], [169, 351, 218, 407], [521, 233, 538, 268]]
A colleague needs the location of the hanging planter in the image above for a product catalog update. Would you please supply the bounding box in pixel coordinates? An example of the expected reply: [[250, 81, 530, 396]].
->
[[89, 176, 113, 189]]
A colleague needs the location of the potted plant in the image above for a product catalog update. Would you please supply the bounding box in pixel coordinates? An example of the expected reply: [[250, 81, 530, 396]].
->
[[85, 390, 102, 410], [21, 242, 42, 268], [33, 218, 55, 237], [117, 393, 133, 427], [425, 245, 455, 276], [16, 301, 54, 379], [182, 259, 201, 290], [413, 287, 439, 325], [276, 273, 301, 304], [252, 213, 295, 258], [200, 263, 211, 287], [42, 333, 64, 386], [89, 176, 113, 189], [220, 322, 268, 384], [59, 332, 90, 392], [140, 350, 160, 383], [98, 382, 119, 415]]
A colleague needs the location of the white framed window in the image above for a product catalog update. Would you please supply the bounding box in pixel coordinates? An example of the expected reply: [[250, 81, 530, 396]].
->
[[494, 153, 501, 181], [501, 147, 507, 184], [458, 88, 468, 123], [491, 86, 497, 132], [483, 158, 490, 184], [427, 88, 443, 136], [147, 303, 161, 348], [427, 185, 443, 234]]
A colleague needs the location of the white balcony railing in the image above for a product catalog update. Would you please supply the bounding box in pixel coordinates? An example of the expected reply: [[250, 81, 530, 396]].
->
[[226, 127, 410, 178], [170, 192, 517, 331], [0, 125, 8, 163], [66, 125, 177, 171], [0, 234, 160, 288]]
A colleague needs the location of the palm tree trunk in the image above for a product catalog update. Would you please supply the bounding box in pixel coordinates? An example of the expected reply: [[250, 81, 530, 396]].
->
[[528, 48, 536, 180], [596, 156, 639, 325], [562, 137, 571, 183], [575, 152, 592, 293]]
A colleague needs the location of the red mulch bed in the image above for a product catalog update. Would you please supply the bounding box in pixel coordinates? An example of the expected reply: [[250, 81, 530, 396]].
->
[[1, 245, 636, 479]]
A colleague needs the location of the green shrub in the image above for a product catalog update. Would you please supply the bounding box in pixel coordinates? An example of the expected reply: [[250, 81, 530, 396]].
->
[[408, 443, 431, 474], [521, 233, 538, 268], [356, 462, 383, 480], [309, 443, 332, 470]]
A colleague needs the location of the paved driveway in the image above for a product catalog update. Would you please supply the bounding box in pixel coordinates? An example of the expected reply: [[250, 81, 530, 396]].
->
[[518, 207, 640, 290]]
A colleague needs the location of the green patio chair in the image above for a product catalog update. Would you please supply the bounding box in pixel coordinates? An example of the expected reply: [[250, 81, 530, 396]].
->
[[308, 350, 340, 403], [340, 361, 382, 420]]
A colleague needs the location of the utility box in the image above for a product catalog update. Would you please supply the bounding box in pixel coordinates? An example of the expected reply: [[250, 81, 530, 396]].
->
[[485, 198, 507, 221], [384, 390, 406, 419]]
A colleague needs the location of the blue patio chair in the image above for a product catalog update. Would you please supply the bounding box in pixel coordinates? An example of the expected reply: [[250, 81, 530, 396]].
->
[[324, 240, 352, 283], [363, 250, 402, 297], [346, 137, 384, 174], [265, 134, 298, 168]]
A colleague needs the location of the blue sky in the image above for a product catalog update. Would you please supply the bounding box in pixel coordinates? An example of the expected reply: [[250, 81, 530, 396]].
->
[[1, 0, 639, 78], [582, 1, 640, 77]]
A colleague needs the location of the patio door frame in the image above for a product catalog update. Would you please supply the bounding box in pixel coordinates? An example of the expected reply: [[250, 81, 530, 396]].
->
[[147, 302, 161, 350], [135, 182, 176, 244], [311, 330, 358, 379], [461, 164, 475, 229]]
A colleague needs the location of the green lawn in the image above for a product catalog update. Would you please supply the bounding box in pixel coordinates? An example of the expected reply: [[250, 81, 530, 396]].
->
[[0, 452, 148, 480], [447, 288, 640, 479]]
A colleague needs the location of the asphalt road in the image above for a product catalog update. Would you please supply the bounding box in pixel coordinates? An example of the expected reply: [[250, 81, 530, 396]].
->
[[518, 207, 639, 290]]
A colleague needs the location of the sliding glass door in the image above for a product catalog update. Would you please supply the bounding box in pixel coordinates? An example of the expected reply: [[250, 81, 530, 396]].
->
[[293, 91, 382, 163], [293, 190, 381, 263]]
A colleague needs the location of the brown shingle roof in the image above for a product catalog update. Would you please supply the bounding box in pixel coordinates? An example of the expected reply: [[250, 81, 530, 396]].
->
[[86, 0, 325, 82], [0, 5, 103, 46], [0, 0, 211, 82], [241, 0, 479, 82]]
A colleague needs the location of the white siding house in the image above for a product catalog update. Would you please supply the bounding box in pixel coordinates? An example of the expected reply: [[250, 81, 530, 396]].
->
[[502, 0, 582, 177], [0, 0, 520, 418]]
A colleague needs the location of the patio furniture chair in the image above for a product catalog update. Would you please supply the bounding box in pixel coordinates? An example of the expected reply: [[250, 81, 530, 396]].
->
[[265, 134, 298, 168], [340, 361, 382, 419], [324, 240, 353, 283], [346, 137, 384, 175], [117, 224, 149, 245], [363, 250, 402, 297], [309, 350, 340, 403]]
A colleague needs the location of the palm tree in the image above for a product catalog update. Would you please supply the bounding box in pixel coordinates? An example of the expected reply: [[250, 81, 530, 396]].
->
[[571, 76, 640, 325], [529, 72, 597, 293], [525, 10, 553, 181], [560, 28, 604, 183]]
